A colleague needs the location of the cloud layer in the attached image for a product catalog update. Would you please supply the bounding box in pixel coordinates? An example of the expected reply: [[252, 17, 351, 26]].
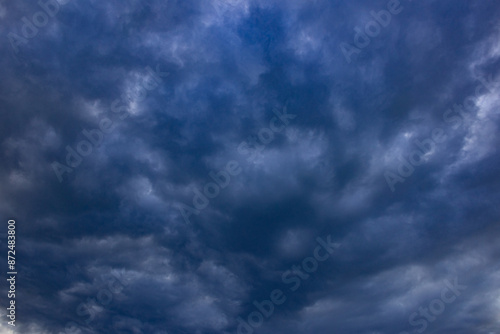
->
[[1, 0, 500, 333]]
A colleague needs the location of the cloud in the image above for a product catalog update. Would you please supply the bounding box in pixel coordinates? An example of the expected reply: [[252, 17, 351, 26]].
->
[[1, 0, 500, 333]]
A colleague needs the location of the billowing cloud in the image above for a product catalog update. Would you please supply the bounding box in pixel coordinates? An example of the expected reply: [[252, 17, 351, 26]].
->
[[1, 0, 500, 333]]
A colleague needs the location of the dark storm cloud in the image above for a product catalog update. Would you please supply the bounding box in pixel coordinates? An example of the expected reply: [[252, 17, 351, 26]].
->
[[1, 0, 500, 333]]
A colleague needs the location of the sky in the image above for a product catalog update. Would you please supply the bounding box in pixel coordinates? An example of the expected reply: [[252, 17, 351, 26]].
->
[[1, 0, 500, 333]]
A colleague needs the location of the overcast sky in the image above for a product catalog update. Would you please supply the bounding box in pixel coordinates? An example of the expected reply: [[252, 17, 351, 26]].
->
[[1, 0, 500, 333]]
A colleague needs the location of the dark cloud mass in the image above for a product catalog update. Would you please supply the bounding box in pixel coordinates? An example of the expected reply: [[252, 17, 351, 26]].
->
[[1, 0, 500, 333]]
